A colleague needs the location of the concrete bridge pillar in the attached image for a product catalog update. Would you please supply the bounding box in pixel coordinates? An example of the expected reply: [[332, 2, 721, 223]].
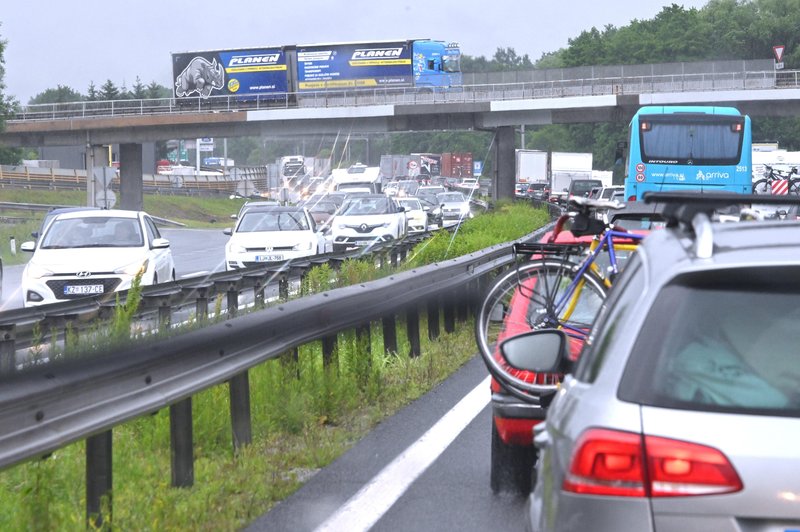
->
[[493, 126, 516, 201], [119, 143, 144, 211]]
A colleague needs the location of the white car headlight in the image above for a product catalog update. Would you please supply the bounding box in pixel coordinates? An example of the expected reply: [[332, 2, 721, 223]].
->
[[25, 262, 54, 279], [228, 244, 247, 254], [116, 258, 149, 276]]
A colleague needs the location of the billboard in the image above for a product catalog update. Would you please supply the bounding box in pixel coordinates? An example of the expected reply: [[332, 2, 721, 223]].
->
[[172, 48, 288, 98], [296, 41, 412, 91]]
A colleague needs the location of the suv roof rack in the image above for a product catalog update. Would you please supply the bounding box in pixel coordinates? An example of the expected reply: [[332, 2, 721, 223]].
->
[[643, 191, 800, 227], [643, 192, 800, 259]]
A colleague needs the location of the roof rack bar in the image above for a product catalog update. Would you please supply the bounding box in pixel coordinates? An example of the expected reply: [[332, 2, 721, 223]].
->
[[643, 191, 800, 228]]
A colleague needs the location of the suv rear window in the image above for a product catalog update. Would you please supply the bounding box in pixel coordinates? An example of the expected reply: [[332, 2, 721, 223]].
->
[[620, 267, 800, 414], [569, 180, 602, 197]]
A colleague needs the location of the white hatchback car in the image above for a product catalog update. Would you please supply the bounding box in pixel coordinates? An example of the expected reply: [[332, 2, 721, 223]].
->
[[437, 191, 473, 227], [395, 197, 427, 233], [331, 194, 407, 251], [20, 209, 175, 307], [224, 206, 328, 270]]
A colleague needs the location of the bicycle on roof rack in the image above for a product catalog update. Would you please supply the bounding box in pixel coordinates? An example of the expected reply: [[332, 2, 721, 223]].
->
[[475, 197, 646, 396], [752, 164, 800, 195]]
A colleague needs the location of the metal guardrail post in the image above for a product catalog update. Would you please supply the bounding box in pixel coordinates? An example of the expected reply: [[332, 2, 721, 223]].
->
[[278, 274, 289, 301], [427, 297, 440, 341], [86, 429, 113, 528], [229, 371, 252, 450], [443, 293, 456, 333], [356, 323, 371, 359], [381, 316, 397, 356], [457, 285, 470, 323], [406, 306, 421, 358], [0, 325, 15, 375], [169, 398, 194, 488], [322, 334, 337, 367], [227, 288, 239, 318]]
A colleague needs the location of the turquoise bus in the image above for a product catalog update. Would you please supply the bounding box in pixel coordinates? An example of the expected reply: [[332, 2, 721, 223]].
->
[[623, 106, 752, 201]]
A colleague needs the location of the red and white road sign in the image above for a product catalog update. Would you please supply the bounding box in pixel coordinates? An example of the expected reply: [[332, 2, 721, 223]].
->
[[772, 179, 789, 195], [774, 45, 786, 62]]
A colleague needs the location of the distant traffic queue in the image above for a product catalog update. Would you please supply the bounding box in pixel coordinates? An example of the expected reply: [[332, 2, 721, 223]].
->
[[172, 39, 462, 100]]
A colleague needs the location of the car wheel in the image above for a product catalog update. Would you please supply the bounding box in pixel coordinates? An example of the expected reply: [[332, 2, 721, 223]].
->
[[490, 418, 536, 494]]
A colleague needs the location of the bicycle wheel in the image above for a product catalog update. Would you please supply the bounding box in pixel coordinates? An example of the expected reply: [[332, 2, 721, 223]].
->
[[475, 259, 607, 396], [752, 179, 770, 194], [789, 179, 800, 195]]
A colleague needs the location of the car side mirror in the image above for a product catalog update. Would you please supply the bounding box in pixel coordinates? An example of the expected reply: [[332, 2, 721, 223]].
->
[[152, 238, 170, 249], [20, 241, 36, 252], [499, 329, 571, 374], [223, 228, 233, 236]]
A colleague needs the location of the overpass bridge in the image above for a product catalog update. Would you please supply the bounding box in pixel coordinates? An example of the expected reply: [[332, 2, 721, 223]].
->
[[3, 59, 800, 207]]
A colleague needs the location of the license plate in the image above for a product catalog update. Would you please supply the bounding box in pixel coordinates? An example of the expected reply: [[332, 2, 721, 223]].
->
[[64, 284, 104, 295], [255, 254, 283, 262]]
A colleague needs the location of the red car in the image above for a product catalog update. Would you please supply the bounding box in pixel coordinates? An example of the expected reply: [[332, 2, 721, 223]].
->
[[488, 201, 664, 493]]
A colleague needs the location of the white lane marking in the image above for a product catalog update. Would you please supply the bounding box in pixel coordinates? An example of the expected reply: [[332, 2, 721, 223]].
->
[[314, 375, 491, 532]]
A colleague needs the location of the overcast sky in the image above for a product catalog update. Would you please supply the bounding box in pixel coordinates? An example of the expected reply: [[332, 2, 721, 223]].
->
[[2, 0, 709, 103]]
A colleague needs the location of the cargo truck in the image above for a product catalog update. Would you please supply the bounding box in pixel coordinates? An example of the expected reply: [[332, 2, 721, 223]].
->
[[172, 39, 462, 101], [515, 149, 549, 184], [440, 152, 473, 179]]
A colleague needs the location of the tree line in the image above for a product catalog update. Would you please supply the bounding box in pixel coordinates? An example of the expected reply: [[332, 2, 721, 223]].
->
[[3, 0, 800, 168]]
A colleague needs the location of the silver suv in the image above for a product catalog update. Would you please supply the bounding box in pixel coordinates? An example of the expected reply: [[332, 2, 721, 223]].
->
[[493, 192, 800, 532]]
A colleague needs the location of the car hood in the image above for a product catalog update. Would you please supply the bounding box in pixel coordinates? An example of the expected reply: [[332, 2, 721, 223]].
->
[[336, 213, 398, 225], [29, 247, 150, 274], [229, 231, 314, 247]]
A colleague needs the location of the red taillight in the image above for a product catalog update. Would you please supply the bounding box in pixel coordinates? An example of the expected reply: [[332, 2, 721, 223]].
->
[[563, 429, 742, 498], [563, 429, 646, 497], [646, 435, 742, 497], [627, 195, 637, 202]]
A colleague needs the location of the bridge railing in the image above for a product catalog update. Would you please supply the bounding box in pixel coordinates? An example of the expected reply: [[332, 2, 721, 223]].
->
[[10, 69, 794, 122]]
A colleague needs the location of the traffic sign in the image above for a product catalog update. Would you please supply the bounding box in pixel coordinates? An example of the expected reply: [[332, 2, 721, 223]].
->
[[773, 45, 785, 63], [95, 190, 116, 209]]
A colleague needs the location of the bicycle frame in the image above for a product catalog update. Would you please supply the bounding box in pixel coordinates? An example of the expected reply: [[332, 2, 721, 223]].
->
[[515, 228, 644, 340]]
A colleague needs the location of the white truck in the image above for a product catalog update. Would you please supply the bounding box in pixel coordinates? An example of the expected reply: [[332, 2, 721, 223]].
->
[[515, 150, 549, 184], [331, 163, 382, 193], [550, 152, 594, 193]]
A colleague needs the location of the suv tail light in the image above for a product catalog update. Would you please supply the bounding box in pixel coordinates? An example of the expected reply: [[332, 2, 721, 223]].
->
[[563, 428, 742, 498]]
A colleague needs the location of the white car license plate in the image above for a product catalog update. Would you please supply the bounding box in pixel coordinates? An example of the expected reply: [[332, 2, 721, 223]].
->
[[64, 284, 104, 295], [255, 254, 283, 262]]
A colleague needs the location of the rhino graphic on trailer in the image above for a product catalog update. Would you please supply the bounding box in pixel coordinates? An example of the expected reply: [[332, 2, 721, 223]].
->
[[175, 57, 224, 98]]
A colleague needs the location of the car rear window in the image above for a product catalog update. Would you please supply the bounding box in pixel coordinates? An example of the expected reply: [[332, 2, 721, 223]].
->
[[569, 180, 602, 196], [619, 267, 800, 415]]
